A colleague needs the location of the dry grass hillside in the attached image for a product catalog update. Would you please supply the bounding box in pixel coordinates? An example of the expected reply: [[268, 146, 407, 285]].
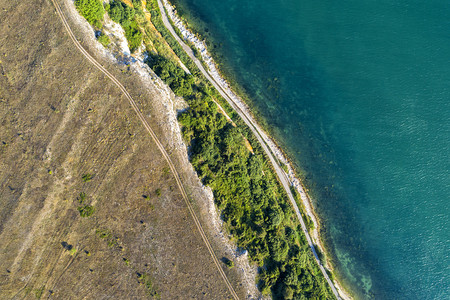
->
[[0, 0, 247, 298]]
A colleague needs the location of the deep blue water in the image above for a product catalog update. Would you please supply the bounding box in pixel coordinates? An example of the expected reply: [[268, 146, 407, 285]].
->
[[170, 0, 450, 298]]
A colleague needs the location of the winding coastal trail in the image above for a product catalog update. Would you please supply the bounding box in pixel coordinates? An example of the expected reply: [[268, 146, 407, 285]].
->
[[156, 0, 342, 298], [49, 0, 239, 299]]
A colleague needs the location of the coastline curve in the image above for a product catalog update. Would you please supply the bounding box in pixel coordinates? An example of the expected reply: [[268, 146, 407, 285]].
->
[[156, 0, 347, 298]]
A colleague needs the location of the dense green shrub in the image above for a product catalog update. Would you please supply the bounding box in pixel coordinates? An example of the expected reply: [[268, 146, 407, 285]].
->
[[74, 0, 105, 27], [147, 55, 333, 298], [146, 54, 194, 97], [124, 20, 143, 51], [108, 0, 135, 26], [97, 33, 111, 47], [107, 1, 142, 52]]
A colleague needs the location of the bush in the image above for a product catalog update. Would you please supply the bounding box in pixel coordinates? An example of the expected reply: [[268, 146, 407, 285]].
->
[[124, 20, 143, 51], [74, 0, 105, 27], [222, 257, 234, 268], [78, 192, 86, 203], [137, 273, 159, 297], [82, 173, 93, 182], [146, 54, 194, 98], [98, 33, 111, 47], [147, 0, 199, 75], [107, 1, 142, 51], [78, 205, 95, 217], [108, 0, 135, 26]]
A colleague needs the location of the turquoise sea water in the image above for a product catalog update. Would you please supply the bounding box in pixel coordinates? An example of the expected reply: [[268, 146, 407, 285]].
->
[[170, 0, 450, 298]]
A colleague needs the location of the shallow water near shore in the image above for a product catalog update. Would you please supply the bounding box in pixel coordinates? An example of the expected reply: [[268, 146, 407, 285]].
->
[[169, 0, 450, 298]]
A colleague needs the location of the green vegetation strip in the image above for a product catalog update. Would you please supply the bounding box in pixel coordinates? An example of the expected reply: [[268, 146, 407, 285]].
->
[[74, 0, 335, 298], [146, 5, 334, 299]]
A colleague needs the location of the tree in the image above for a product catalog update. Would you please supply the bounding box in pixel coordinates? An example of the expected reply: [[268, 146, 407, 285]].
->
[[268, 205, 284, 228], [107, 1, 141, 51], [124, 21, 142, 51], [108, 0, 135, 26], [74, 0, 105, 27], [284, 266, 299, 286]]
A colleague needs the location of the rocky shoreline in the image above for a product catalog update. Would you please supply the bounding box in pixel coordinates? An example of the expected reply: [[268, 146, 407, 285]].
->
[[65, 0, 350, 296], [162, 0, 322, 259], [161, 1, 352, 298]]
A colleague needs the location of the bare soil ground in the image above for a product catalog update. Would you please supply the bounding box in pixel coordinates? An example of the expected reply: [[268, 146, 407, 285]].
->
[[0, 0, 247, 298]]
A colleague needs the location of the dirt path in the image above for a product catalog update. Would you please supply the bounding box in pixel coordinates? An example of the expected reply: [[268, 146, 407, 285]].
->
[[156, 0, 342, 298], [49, 0, 239, 299]]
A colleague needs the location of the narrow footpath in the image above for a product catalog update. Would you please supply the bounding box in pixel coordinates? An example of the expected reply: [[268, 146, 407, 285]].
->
[[156, 0, 342, 298], [50, 0, 239, 299]]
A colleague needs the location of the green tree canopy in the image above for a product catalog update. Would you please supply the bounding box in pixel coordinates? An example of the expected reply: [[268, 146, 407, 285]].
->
[[75, 0, 105, 26]]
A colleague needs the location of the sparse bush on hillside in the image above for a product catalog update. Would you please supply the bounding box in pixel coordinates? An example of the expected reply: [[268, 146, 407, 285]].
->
[[222, 257, 234, 268], [82, 173, 93, 182], [137, 273, 159, 298], [78, 192, 86, 203], [74, 0, 105, 28], [78, 205, 95, 217], [96, 229, 120, 248], [98, 33, 111, 47], [123, 257, 130, 265]]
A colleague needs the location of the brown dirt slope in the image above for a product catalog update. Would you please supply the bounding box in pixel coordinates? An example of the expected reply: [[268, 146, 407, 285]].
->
[[0, 0, 245, 299]]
